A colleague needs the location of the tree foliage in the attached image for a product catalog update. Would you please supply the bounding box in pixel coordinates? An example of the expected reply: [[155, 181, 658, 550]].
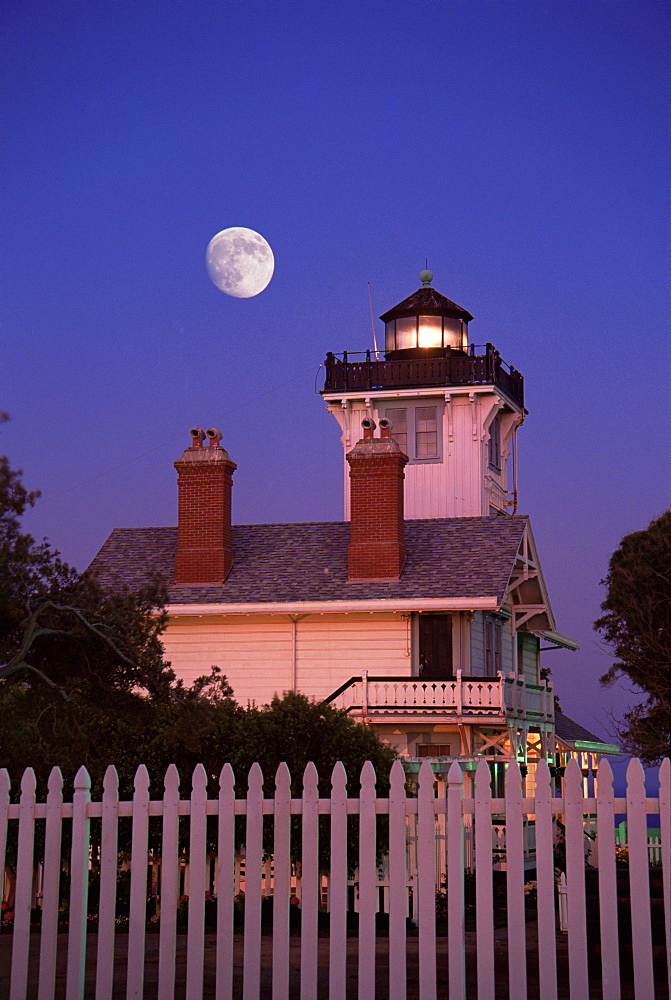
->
[[595, 509, 671, 763], [0, 453, 396, 805]]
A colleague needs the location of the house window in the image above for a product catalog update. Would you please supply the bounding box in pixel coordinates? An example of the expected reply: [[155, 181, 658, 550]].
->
[[417, 744, 453, 758], [384, 401, 442, 463], [488, 415, 501, 471], [484, 617, 502, 676]]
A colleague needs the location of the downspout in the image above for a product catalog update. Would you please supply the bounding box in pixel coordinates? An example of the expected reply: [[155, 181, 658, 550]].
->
[[288, 615, 308, 692], [511, 425, 519, 514]]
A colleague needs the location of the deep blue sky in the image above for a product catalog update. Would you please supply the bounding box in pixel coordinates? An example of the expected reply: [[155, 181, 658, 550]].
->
[[2, 2, 668, 747]]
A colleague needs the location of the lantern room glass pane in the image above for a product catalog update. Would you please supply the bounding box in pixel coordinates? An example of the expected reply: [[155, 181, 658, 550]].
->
[[417, 316, 442, 348], [394, 316, 417, 350], [442, 317, 463, 348]]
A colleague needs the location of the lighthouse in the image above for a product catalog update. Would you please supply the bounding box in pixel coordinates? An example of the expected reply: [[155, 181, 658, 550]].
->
[[321, 271, 525, 520]]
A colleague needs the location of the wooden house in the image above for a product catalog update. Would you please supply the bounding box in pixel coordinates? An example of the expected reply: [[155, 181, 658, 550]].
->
[[90, 273, 617, 794]]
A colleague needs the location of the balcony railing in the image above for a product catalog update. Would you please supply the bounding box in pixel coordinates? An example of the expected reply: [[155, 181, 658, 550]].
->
[[325, 669, 554, 723], [322, 344, 524, 409]]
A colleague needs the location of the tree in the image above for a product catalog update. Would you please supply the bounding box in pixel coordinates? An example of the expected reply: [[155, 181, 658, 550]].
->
[[595, 509, 671, 764], [0, 452, 396, 800]]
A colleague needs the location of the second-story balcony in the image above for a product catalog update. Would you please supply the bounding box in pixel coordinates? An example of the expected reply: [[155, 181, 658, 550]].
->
[[321, 344, 524, 409], [325, 670, 554, 725]]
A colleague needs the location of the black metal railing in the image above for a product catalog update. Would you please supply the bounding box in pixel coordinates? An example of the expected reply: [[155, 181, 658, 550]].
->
[[322, 344, 524, 408]]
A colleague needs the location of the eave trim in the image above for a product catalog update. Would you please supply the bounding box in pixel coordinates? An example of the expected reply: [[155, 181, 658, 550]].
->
[[166, 596, 500, 616]]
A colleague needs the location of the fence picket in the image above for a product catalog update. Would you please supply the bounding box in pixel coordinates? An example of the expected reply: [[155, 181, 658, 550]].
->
[[38, 768, 64, 1000], [446, 760, 465, 1000], [328, 761, 348, 1000], [66, 766, 92, 1000], [271, 763, 291, 1000], [504, 761, 526, 1000], [625, 758, 654, 996], [216, 764, 236, 1000], [417, 760, 437, 1000], [564, 757, 589, 996], [533, 759, 557, 1000], [474, 759, 495, 1000], [95, 766, 119, 1000], [659, 758, 671, 1000], [358, 760, 377, 1000], [300, 762, 319, 1000], [126, 765, 150, 1000], [186, 764, 208, 1000], [595, 758, 620, 1000], [243, 763, 264, 1000], [388, 759, 407, 1000], [157, 765, 180, 1000], [0, 770, 9, 915], [10, 767, 36, 1000]]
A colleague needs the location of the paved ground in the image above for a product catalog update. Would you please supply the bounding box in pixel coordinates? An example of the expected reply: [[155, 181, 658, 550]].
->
[[0, 924, 664, 999]]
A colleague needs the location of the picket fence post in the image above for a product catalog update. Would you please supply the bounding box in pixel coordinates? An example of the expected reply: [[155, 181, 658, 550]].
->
[[534, 758, 558, 1000], [626, 758, 654, 994], [358, 760, 377, 1000], [10, 767, 36, 1000], [659, 757, 671, 1000], [595, 758, 620, 1000], [186, 763, 208, 999], [271, 762, 291, 1000], [329, 761, 348, 1000], [95, 765, 119, 1000], [416, 759, 436, 1000], [474, 758, 495, 1000], [388, 759, 407, 1000], [38, 767, 64, 1000], [564, 757, 589, 995], [216, 763, 236, 1000], [301, 761, 320, 1000]]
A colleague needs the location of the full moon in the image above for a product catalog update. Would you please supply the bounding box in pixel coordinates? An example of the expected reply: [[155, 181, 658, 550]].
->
[[206, 227, 275, 298]]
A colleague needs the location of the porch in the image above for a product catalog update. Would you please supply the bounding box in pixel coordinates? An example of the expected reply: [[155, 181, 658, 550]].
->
[[324, 669, 554, 725]]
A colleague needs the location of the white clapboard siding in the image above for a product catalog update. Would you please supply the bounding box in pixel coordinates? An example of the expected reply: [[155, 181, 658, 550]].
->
[[161, 613, 410, 705], [0, 756, 666, 1000]]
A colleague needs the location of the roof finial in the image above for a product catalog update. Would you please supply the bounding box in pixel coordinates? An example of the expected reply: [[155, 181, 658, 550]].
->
[[419, 267, 433, 286]]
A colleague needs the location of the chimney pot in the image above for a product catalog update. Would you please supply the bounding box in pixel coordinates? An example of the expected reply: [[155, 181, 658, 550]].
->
[[361, 418, 376, 440]]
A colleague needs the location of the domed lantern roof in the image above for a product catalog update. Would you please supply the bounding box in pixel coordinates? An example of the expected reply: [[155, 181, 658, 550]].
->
[[379, 271, 473, 358]]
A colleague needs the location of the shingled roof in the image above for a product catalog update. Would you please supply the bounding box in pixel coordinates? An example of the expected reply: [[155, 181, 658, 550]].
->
[[88, 516, 529, 607], [379, 285, 474, 323]]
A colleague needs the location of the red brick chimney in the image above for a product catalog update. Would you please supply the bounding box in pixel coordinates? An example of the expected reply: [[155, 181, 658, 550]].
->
[[174, 427, 237, 584], [346, 418, 408, 580]]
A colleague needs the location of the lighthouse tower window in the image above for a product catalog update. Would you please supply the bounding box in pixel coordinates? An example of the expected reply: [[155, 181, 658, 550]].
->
[[488, 415, 502, 472], [384, 402, 442, 463]]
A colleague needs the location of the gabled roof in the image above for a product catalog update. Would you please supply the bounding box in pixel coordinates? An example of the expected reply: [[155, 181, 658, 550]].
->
[[89, 516, 530, 610], [554, 710, 620, 754]]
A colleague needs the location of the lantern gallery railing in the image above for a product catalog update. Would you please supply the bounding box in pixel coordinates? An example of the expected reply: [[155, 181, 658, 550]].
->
[[325, 670, 554, 723], [322, 343, 524, 408]]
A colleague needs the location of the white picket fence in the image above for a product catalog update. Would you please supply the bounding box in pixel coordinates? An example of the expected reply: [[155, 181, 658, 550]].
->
[[1, 756, 669, 1000]]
